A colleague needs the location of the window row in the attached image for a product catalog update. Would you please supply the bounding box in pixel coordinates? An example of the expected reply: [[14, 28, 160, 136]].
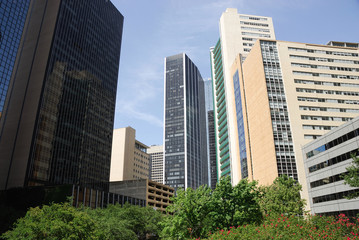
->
[[239, 16, 268, 21], [290, 55, 359, 64], [242, 32, 271, 38], [240, 21, 269, 27], [306, 128, 359, 159], [310, 172, 347, 189], [294, 79, 359, 88], [298, 96, 359, 105], [242, 37, 257, 42], [303, 125, 335, 130], [288, 47, 359, 57], [301, 115, 353, 122], [293, 71, 359, 79], [296, 88, 359, 96], [312, 189, 359, 204], [241, 26, 270, 32], [299, 106, 359, 113], [308, 150, 357, 173], [291, 62, 359, 72]]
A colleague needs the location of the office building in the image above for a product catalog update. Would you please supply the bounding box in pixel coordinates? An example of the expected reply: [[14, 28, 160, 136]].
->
[[110, 179, 174, 214], [204, 79, 217, 188], [207, 110, 217, 189], [0, 0, 124, 191], [164, 53, 208, 190], [210, 8, 275, 184], [231, 39, 359, 205], [110, 127, 150, 181], [303, 117, 359, 217], [148, 145, 164, 184], [0, 1, 30, 117]]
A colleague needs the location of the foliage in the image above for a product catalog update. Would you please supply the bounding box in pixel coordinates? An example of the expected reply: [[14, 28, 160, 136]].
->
[[210, 177, 262, 230], [2, 201, 163, 240], [207, 214, 359, 240], [161, 185, 213, 239], [161, 177, 262, 239], [1, 202, 97, 240], [343, 153, 359, 199], [259, 175, 306, 217]]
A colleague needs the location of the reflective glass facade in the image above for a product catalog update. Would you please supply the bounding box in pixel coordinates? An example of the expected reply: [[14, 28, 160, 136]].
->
[[207, 110, 217, 189], [164, 53, 207, 190], [0, 0, 123, 191], [233, 70, 248, 179], [0, 1, 30, 116]]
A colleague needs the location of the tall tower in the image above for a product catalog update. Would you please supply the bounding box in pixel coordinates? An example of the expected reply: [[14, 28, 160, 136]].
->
[[0, 0, 123, 191], [0, 1, 30, 118], [231, 39, 359, 207], [204, 79, 217, 189], [163, 53, 208, 190], [210, 8, 275, 184]]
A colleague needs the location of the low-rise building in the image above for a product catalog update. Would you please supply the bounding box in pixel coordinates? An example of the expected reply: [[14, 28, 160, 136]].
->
[[302, 117, 359, 217], [110, 127, 150, 181], [110, 179, 174, 214]]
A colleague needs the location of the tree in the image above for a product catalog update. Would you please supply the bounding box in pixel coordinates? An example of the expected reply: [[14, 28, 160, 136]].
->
[[87, 203, 162, 240], [259, 175, 306, 216], [210, 176, 262, 229], [160, 177, 262, 239], [2, 201, 163, 240], [1, 202, 97, 240], [342, 153, 359, 199], [160, 185, 212, 239]]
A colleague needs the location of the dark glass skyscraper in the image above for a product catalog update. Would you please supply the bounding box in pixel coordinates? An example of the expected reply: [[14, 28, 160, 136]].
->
[[0, 0, 123, 191], [164, 53, 208, 190], [0, 1, 30, 116]]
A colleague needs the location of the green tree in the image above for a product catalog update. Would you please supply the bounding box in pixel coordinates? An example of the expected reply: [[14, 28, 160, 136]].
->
[[210, 176, 262, 230], [160, 185, 212, 239], [342, 153, 359, 199], [1, 202, 97, 240], [259, 175, 306, 216]]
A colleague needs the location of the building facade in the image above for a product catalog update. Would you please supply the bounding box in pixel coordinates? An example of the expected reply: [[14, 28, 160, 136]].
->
[[0, 1, 30, 117], [0, 0, 123, 191], [303, 117, 359, 217], [110, 179, 174, 214], [110, 127, 150, 181], [204, 79, 217, 188], [164, 53, 208, 190], [210, 8, 275, 184], [231, 39, 359, 205], [148, 145, 164, 184]]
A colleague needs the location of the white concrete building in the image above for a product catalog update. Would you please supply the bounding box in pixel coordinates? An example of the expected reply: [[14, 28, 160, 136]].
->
[[210, 8, 275, 184], [303, 117, 359, 217], [148, 145, 164, 184]]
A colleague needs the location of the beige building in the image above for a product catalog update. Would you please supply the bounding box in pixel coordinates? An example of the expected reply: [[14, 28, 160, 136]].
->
[[148, 145, 164, 184], [231, 39, 359, 206], [210, 8, 275, 184], [110, 179, 174, 214], [110, 127, 150, 181]]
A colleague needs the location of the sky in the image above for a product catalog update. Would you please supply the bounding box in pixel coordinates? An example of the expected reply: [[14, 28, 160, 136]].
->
[[111, 0, 359, 147]]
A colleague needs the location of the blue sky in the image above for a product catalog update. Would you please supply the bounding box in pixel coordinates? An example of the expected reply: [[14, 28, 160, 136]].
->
[[111, 0, 359, 146]]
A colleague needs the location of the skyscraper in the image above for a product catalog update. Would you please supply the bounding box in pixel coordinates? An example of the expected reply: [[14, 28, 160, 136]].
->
[[204, 79, 217, 189], [231, 39, 359, 206], [0, 1, 30, 117], [210, 8, 275, 184], [148, 145, 164, 184], [0, 0, 123, 191], [164, 53, 208, 190]]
